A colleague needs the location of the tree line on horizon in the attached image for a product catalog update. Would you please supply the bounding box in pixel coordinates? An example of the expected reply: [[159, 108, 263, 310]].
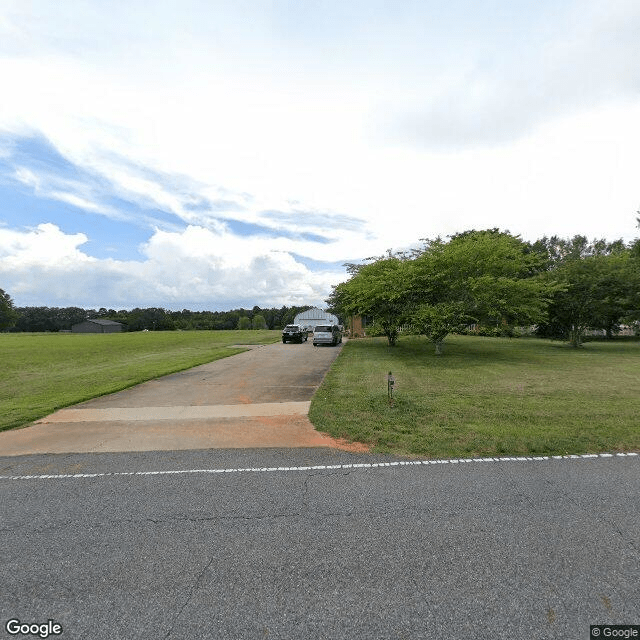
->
[[0, 301, 313, 333], [326, 228, 640, 352]]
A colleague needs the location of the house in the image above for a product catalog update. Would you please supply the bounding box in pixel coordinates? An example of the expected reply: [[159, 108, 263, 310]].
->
[[350, 315, 364, 337], [294, 308, 340, 332], [71, 319, 123, 334]]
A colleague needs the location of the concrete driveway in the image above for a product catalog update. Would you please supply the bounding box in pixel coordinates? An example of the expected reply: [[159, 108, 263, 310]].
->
[[0, 339, 368, 456]]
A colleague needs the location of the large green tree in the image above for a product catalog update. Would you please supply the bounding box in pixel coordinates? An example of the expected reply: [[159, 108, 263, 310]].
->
[[328, 256, 411, 346], [407, 230, 555, 353], [329, 230, 556, 353], [0, 288, 18, 331], [539, 246, 639, 346], [251, 314, 267, 330], [237, 316, 251, 330]]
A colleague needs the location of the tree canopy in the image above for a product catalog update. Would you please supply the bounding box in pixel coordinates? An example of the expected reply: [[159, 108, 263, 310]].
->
[[0, 288, 18, 331], [328, 229, 638, 353], [535, 239, 640, 346], [328, 256, 411, 346], [408, 230, 554, 352]]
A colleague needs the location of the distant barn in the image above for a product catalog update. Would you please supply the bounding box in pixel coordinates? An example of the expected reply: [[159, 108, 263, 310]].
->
[[294, 308, 339, 332], [72, 319, 123, 334]]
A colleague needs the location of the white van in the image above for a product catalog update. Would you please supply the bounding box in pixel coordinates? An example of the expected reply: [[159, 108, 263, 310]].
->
[[313, 325, 342, 346]]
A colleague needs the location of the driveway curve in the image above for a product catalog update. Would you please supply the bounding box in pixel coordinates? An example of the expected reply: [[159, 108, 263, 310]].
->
[[0, 340, 368, 456]]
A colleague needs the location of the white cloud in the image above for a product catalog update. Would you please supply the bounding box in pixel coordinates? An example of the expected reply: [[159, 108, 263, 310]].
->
[[0, 223, 94, 266], [12, 166, 110, 217], [0, 224, 345, 309], [139, 226, 345, 302], [46, 191, 108, 215], [392, 0, 640, 150]]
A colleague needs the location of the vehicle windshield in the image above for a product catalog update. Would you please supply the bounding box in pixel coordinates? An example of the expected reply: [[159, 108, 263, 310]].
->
[[285, 325, 299, 330], [315, 325, 332, 332]]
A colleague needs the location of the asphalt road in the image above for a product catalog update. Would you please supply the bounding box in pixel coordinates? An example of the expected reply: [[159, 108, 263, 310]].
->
[[1, 448, 638, 640]]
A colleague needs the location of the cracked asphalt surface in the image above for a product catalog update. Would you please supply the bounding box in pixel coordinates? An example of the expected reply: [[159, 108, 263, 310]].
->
[[1, 448, 639, 639]]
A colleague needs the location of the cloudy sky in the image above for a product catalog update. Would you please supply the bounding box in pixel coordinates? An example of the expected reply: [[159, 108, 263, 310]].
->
[[1, 0, 639, 311]]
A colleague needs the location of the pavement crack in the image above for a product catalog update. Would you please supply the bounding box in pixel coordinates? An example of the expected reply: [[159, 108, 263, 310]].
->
[[612, 524, 639, 554], [163, 555, 217, 639]]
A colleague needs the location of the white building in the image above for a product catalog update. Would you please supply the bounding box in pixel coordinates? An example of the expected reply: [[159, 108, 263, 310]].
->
[[294, 308, 339, 332]]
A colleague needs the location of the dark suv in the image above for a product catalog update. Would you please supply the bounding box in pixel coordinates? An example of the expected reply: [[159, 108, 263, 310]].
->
[[282, 324, 307, 343]]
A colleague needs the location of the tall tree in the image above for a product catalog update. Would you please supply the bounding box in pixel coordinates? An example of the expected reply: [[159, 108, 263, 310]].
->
[[408, 230, 555, 353], [0, 289, 18, 331], [237, 316, 251, 330], [251, 314, 267, 330], [14, 307, 57, 332], [329, 256, 411, 346], [539, 246, 639, 346], [330, 230, 555, 353]]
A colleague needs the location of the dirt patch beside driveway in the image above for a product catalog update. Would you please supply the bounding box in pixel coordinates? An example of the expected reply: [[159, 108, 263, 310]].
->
[[0, 340, 370, 456]]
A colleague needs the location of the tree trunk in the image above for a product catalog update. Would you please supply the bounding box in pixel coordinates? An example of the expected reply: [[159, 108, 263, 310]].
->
[[434, 339, 444, 355], [569, 326, 582, 348]]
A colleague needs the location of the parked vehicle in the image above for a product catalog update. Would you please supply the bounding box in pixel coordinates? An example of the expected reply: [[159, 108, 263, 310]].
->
[[282, 324, 307, 343], [313, 324, 342, 346]]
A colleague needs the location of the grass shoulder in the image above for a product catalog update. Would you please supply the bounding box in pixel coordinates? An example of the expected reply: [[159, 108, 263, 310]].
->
[[309, 335, 640, 458]]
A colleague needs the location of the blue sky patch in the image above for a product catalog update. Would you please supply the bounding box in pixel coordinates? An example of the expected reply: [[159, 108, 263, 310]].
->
[[223, 218, 333, 244], [0, 179, 150, 260], [0, 133, 342, 266], [0, 134, 192, 260]]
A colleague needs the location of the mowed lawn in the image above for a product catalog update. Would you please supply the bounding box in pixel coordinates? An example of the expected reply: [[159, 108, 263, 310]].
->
[[0, 330, 281, 432], [309, 335, 640, 458]]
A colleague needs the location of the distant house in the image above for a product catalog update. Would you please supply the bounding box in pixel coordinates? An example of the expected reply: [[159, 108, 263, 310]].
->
[[71, 319, 123, 334], [294, 308, 339, 332], [349, 315, 364, 338]]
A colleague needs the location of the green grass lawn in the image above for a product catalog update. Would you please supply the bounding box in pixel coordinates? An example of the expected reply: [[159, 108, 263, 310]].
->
[[0, 330, 281, 432], [309, 335, 640, 458]]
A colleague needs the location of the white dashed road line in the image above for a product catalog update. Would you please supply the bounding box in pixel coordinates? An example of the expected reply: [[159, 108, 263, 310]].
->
[[0, 452, 636, 481]]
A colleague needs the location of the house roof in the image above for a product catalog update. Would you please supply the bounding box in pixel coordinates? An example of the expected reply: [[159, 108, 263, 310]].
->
[[84, 319, 122, 326], [294, 308, 339, 323]]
